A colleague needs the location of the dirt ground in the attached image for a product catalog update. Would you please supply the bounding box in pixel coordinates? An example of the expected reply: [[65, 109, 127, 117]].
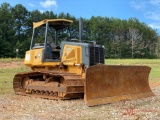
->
[[0, 86, 160, 120], [0, 61, 24, 69], [0, 62, 160, 120]]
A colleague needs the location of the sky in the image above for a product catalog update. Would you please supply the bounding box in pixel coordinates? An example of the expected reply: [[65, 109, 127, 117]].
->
[[1, 0, 160, 32]]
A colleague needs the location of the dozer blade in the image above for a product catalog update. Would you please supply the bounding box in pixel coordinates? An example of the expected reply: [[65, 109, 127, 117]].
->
[[84, 65, 154, 106]]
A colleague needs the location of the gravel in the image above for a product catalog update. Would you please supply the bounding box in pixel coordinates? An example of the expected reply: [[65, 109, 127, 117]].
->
[[0, 85, 160, 120]]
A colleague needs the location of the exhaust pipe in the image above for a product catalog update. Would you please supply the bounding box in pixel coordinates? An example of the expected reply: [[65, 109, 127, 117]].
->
[[79, 17, 83, 43]]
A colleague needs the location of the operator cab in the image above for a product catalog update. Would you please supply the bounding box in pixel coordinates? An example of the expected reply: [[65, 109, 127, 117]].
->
[[30, 19, 73, 62]]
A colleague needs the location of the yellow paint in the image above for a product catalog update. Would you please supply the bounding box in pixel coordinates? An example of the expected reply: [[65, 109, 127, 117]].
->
[[33, 19, 73, 28], [24, 45, 84, 76], [61, 45, 82, 65], [24, 49, 43, 66]]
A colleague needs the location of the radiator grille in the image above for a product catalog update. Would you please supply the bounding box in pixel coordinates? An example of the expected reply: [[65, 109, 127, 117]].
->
[[89, 47, 104, 66]]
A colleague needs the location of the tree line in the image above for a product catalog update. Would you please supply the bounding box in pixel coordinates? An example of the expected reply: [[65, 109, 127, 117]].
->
[[0, 2, 159, 58]]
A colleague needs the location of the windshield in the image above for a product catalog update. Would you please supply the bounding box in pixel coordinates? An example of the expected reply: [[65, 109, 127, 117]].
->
[[31, 23, 71, 49]]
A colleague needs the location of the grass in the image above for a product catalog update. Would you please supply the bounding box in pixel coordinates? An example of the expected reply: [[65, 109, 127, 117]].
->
[[105, 59, 160, 65], [0, 58, 160, 94], [0, 58, 23, 63], [0, 64, 30, 94]]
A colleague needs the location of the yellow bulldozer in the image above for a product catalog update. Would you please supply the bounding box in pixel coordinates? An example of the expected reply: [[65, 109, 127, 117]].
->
[[13, 18, 154, 106]]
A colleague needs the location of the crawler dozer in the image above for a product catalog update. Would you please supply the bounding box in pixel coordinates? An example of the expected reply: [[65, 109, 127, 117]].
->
[[13, 18, 154, 106]]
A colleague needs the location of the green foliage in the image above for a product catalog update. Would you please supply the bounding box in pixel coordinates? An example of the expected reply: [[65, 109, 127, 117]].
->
[[0, 2, 159, 58]]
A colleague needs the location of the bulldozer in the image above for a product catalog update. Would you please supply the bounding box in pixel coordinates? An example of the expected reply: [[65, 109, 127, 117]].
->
[[13, 18, 154, 106]]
